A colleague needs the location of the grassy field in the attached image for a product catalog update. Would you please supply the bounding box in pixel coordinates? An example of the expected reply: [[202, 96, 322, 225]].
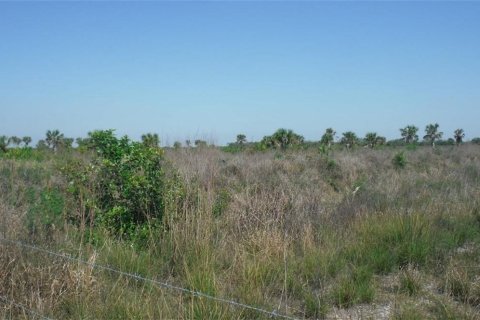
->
[[1, 144, 480, 319]]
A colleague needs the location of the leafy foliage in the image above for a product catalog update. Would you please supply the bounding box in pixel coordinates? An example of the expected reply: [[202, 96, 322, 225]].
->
[[36, 139, 49, 150], [392, 151, 407, 169], [141, 133, 160, 148], [454, 129, 465, 145], [65, 130, 169, 240], [236, 134, 247, 146], [195, 139, 208, 148], [400, 125, 419, 144], [340, 131, 358, 149], [45, 129, 65, 152], [0, 136, 9, 153], [22, 136, 32, 147], [8, 136, 22, 146], [423, 123, 443, 148], [27, 188, 65, 241], [320, 128, 336, 147], [261, 128, 304, 150], [364, 132, 386, 148]]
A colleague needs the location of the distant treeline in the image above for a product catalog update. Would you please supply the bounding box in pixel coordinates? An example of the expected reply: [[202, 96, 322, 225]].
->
[[1, 124, 479, 154]]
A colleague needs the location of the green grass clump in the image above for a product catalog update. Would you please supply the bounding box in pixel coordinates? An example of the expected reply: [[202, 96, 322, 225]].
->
[[399, 266, 422, 296], [330, 265, 375, 308], [346, 213, 434, 274], [392, 151, 407, 169]]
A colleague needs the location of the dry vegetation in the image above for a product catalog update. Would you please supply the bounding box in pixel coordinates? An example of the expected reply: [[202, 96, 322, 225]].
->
[[1, 144, 480, 319]]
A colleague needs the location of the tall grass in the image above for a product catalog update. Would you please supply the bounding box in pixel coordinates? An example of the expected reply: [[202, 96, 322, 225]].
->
[[1, 145, 480, 318]]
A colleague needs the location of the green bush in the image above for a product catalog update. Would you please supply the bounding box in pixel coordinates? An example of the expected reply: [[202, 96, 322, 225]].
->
[[27, 188, 65, 241], [212, 189, 231, 217], [64, 130, 168, 240], [392, 151, 407, 169], [0, 148, 46, 161]]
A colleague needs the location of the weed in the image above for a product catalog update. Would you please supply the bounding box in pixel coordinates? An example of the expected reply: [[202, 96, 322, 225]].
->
[[398, 265, 422, 296], [392, 151, 407, 169]]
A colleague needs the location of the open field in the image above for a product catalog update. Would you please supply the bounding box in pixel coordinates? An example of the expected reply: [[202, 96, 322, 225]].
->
[[1, 144, 480, 319]]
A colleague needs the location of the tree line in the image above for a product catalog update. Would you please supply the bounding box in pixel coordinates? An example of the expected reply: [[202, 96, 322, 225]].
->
[[0, 124, 478, 154], [229, 124, 471, 151]]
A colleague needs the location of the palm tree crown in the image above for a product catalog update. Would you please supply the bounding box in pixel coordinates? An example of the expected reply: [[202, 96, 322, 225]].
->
[[141, 133, 160, 148], [320, 128, 336, 147], [364, 132, 385, 148], [341, 131, 358, 149], [22, 136, 32, 147], [423, 123, 443, 148], [262, 129, 304, 150], [0, 136, 9, 153], [236, 134, 247, 145], [45, 130, 64, 152], [400, 125, 419, 144], [454, 129, 465, 145]]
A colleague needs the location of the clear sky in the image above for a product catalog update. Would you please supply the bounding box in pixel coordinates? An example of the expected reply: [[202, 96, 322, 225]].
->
[[1, 2, 479, 145]]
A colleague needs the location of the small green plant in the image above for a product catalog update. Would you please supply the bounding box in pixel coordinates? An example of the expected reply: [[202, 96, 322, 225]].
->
[[27, 188, 65, 241], [399, 265, 421, 296], [330, 266, 375, 308], [392, 303, 425, 320], [304, 291, 329, 319], [319, 144, 329, 156], [212, 189, 231, 217], [393, 151, 407, 169]]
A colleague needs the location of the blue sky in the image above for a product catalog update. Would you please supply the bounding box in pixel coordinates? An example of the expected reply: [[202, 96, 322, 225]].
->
[[1, 2, 479, 145]]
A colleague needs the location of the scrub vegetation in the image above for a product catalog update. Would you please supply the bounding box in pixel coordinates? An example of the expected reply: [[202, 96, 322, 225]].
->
[[1, 127, 480, 319]]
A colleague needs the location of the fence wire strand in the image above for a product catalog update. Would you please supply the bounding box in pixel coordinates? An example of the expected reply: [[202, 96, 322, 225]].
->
[[0, 238, 298, 320], [0, 294, 53, 320]]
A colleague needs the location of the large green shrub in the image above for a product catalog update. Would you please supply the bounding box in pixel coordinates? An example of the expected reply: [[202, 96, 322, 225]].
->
[[64, 130, 168, 240]]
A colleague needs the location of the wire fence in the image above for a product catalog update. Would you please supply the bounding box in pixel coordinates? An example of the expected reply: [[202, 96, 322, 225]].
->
[[0, 237, 298, 320], [0, 294, 53, 320]]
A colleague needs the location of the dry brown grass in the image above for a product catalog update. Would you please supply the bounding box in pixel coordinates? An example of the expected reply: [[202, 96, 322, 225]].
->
[[1, 144, 480, 319]]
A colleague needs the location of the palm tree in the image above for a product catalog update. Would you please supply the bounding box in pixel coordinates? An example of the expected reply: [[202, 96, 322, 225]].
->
[[376, 136, 387, 146], [320, 128, 336, 148], [141, 133, 160, 148], [273, 128, 290, 149], [236, 134, 247, 146], [454, 129, 465, 146], [194, 139, 207, 148], [400, 125, 419, 144], [423, 123, 443, 148], [185, 140, 191, 147], [173, 141, 182, 149], [261, 135, 276, 149], [62, 138, 74, 149], [76, 137, 92, 149], [341, 131, 358, 149], [364, 132, 378, 148], [0, 136, 9, 153], [36, 140, 48, 150], [272, 128, 304, 149], [22, 136, 32, 147], [8, 136, 22, 147], [45, 130, 64, 152]]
